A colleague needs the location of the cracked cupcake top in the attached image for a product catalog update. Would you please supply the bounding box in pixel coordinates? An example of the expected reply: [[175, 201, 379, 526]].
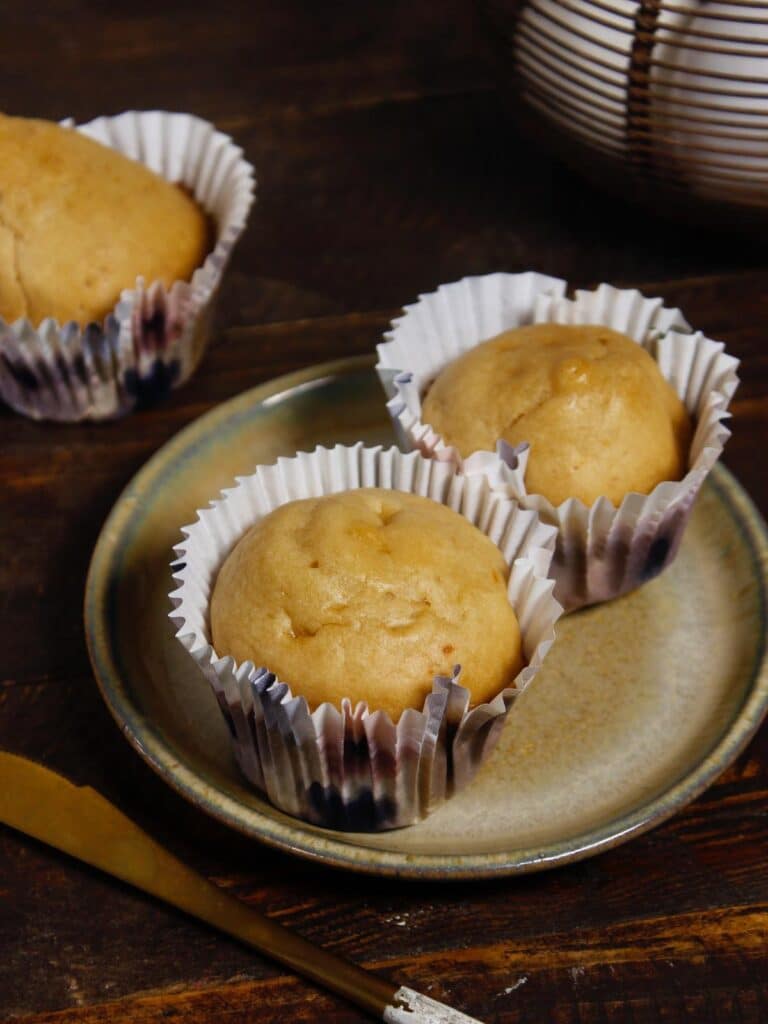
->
[[422, 323, 693, 507], [210, 487, 523, 719], [0, 113, 208, 326]]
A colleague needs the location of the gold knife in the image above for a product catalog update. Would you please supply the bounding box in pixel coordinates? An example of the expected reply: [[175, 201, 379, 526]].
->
[[0, 752, 483, 1023]]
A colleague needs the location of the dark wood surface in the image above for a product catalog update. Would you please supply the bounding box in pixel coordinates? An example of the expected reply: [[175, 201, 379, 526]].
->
[[1, 3, 768, 1021]]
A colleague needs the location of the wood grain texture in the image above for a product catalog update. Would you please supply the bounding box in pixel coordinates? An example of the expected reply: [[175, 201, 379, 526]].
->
[[1, 1, 767, 1022]]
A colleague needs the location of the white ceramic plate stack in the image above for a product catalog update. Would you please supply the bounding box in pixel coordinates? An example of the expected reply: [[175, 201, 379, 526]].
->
[[494, 0, 768, 209], [651, 3, 768, 202], [512, 0, 636, 160]]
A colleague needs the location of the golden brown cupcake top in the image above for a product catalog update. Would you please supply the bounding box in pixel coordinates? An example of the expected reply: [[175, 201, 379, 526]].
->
[[210, 488, 523, 720], [422, 323, 692, 507], [0, 113, 208, 326]]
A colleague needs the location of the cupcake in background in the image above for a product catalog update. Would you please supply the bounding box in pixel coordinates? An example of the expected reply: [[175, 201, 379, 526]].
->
[[0, 110, 254, 422], [170, 443, 561, 831], [377, 273, 739, 611]]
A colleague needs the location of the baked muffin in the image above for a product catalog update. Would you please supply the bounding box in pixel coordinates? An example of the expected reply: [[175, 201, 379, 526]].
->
[[210, 487, 524, 721], [422, 323, 693, 507], [0, 113, 208, 326]]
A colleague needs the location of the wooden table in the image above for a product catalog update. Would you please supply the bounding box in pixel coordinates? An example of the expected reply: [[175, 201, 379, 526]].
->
[[1, 3, 767, 1021]]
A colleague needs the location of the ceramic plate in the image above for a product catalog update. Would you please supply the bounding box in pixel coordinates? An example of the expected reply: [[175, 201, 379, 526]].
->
[[85, 356, 768, 879]]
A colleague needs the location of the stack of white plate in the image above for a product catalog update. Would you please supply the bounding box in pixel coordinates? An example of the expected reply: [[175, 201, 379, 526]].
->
[[506, 0, 768, 207]]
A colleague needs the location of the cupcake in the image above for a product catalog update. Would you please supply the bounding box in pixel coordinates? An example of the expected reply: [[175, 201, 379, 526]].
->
[[421, 323, 693, 508], [377, 273, 739, 611], [0, 111, 254, 422], [171, 443, 561, 830], [210, 488, 525, 722]]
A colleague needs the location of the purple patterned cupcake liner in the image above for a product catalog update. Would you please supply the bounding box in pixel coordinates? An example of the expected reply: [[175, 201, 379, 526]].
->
[[376, 275, 739, 611], [170, 443, 562, 831], [0, 110, 255, 421]]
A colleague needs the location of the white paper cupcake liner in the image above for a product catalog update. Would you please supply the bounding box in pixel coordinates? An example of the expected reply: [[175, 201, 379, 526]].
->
[[170, 443, 562, 831], [0, 110, 255, 422], [377, 274, 740, 611]]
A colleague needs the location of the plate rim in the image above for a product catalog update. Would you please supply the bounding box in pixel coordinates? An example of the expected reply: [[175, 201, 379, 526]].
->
[[84, 355, 768, 880]]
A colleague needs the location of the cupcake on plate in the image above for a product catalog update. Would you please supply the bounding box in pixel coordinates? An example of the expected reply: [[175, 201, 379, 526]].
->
[[0, 111, 254, 422], [421, 322, 693, 508], [170, 443, 561, 831], [377, 273, 739, 611]]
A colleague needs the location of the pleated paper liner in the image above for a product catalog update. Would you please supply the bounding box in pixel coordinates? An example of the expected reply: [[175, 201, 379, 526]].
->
[[170, 443, 562, 831], [0, 110, 255, 422], [377, 274, 739, 611]]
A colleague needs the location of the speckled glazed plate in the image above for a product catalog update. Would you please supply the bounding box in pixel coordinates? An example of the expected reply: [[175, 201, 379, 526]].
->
[[85, 356, 768, 879]]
